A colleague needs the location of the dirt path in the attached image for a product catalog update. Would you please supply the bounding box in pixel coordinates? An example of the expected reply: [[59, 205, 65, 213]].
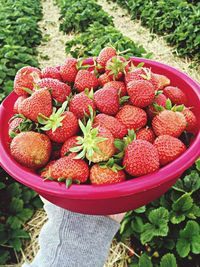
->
[[97, 0, 200, 83], [37, 0, 73, 68]]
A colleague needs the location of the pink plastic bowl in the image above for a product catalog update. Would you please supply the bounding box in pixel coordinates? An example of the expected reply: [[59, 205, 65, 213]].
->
[[0, 57, 200, 215]]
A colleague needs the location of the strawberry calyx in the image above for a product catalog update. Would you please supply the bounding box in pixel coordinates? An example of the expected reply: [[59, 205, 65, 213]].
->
[[106, 56, 129, 79], [9, 114, 35, 138], [153, 98, 185, 113], [38, 101, 68, 132], [99, 157, 124, 173], [139, 67, 152, 80]]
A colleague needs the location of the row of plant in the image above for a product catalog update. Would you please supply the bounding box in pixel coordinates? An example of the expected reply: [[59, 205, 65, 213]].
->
[[56, 0, 200, 266], [0, 0, 43, 264], [112, 0, 200, 61]]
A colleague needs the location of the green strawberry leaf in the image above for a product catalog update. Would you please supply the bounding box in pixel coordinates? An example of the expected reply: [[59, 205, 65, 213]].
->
[[160, 253, 177, 267], [139, 253, 153, 267]]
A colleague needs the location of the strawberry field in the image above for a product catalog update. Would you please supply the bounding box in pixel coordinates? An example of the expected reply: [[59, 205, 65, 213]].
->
[[0, 0, 200, 266]]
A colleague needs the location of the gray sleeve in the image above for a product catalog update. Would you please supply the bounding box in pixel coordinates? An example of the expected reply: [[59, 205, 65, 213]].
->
[[22, 201, 120, 267]]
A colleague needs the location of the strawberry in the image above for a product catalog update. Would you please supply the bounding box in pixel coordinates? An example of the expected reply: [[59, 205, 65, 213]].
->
[[154, 135, 186, 165], [41, 67, 62, 81], [44, 154, 89, 184], [13, 96, 27, 113], [40, 160, 56, 178], [147, 93, 167, 119], [182, 108, 197, 134], [98, 73, 112, 86], [136, 127, 155, 144], [10, 131, 51, 169], [103, 81, 127, 97], [123, 140, 160, 176], [14, 66, 41, 96], [163, 86, 187, 105], [152, 73, 170, 89], [37, 78, 71, 104], [69, 90, 96, 119], [93, 114, 127, 139], [8, 118, 24, 139], [61, 136, 79, 157], [60, 58, 78, 83], [152, 109, 186, 137], [18, 89, 52, 122], [90, 164, 125, 185], [74, 70, 99, 92], [125, 67, 159, 90], [127, 80, 155, 108], [94, 87, 119, 115], [8, 115, 34, 139], [71, 120, 115, 163], [105, 56, 129, 80], [97, 47, 117, 69], [116, 104, 147, 130]]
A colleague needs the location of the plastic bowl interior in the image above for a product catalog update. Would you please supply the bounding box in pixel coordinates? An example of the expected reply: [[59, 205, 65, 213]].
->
[[0, 57, 200, 215]]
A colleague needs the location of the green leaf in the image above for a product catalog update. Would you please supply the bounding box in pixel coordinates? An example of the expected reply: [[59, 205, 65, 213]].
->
[[191, 236, 200, 254], [166, 98, 172, 110], [0, 182, 6, 190], [9, 238, 22, 252], [170, 211, 185, 224], [134, 206, 146, 213], [7, 183, 22, 197], [7, 216, 22, 229], [139, 253, 153, 267], [172, 193, 193, 212], [131, 216, 144, 233], [176, 238, 190, 258], [148, 207, 169, 226], [141, 223, 155, 244], [0, 250, 10, 264], [17, 208, 33, 222], [10, 229, 30, 239], [9, 198, 24, 214], [114, 139, 125, 151], [160, 253, 177, 267], [195, 158, 200, 171]]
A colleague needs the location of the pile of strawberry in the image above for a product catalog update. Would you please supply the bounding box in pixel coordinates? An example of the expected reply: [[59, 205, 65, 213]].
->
[[8, 47, 197, 187]]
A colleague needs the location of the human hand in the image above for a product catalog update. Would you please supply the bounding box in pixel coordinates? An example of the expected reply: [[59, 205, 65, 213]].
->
[[108, 212, 126, 223]]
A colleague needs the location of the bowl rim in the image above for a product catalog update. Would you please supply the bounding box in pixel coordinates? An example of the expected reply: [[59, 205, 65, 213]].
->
[[0, 57, 200, 200]]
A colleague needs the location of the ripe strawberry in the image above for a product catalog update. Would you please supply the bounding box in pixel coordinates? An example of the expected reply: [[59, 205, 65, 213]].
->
[[163, 86, 187, 105], [93, 114, 127, 139], [152, 110, 186, 137], [14, 66, 41, 96], [69, 90, 96, 119], [90, 164, 126, 185], [37, 78, 71, 104], [103, 81, 127, 97], [8, 115, 34, 140], [94, 87, 119, 116], [71, 120, 115, 163], [8, 118, 24, 139], [97, 47, 117, 69], [18, 89, 52, 122], [105, 56, 129, 80], [152, 73, 170, 89], [116, 105, 147, 130], [147, 93, 167, 119], [127, 80, 155, 108], [154, 135, 186, 165], [61, 136, 79, 157], [10, 131, 51, 169], [74, 70, 99, 92], [98, 73, 112, 86], [13, 96, 27, 113], [125, 67, 159, 90], [40, 160, 56, 178], [45, 154, 89, 183], [123, 140, 160, 176], [41, 67, 62, 81], [60, 58, 78, 83], [182, 108, 197, 134], [136, 127, 155, 144]]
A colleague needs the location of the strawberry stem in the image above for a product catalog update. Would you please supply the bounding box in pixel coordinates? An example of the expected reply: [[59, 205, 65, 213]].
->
[[22, 87, 33, 95]]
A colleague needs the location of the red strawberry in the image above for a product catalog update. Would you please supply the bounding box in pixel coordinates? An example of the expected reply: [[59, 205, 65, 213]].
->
[[98, 73, 112, 86], [152, 73, 170, 89], [41, 67, 62, 81], [8, 118, 24, 138], [105, 56, 129, 80], [163, 86, 187, 105], [136, 127, 155, 144], [61, 136, 79, 157], [13, 96, 27, 113], [154, 135, 186, 166], [14, 66, 41, 96], [37, 78, 71, 103], [40, 160, 56, 178], [93, 114, 127, 139], [103, 81, 127, 97], [18, 89, 52, 122], [97, 47, 117, 69], [123, 140, 160, 176], [152, 110, 186, 137], [127, 80, 155, 108], [116, 105, 147, 130], [69, 91, 96, 119], [46, 154, 89, 183], [74, 70, 99, 92], [60, 58, 78, 83], [94, 87, 120, 115], [182, 108, 197, 134], [10, 132, 51, 169], [147, 93, 167, 119], [90, 164, 126, 185]]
